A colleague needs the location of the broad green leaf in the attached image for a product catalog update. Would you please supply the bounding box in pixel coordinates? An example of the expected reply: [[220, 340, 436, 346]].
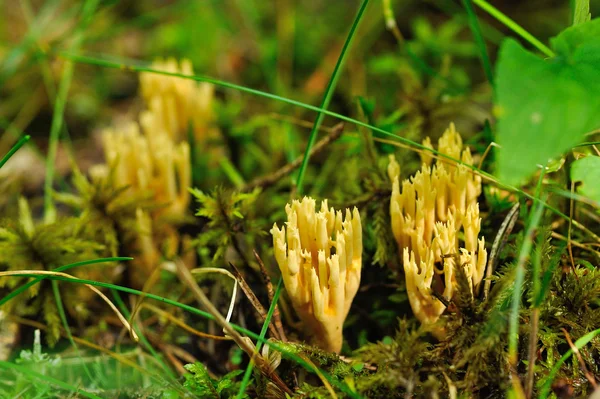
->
[[571, 155, 600, 204], [495, 39, 600, 185], [495, 19, 600, 185], [572, 0, 591, 25], [551, 18, 600, 65]]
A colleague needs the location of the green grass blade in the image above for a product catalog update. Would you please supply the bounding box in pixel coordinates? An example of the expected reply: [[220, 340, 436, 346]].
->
[[0, 361, 103, 399], [528, 167, 547, 307], [462, 0, 494, 85], [51, 280, 95, 382], [219, 157, 246, 188], [43, 0, 100, 224], [237, 278, 283, 398], [0, 135, 30, 169], [0, 257, 132, 307], [472, 0, 554, 57], [538, 327, 600, 399], [508, 193, 546, 365], [3, 274, 363, 399], [295, 0, 370, 194], [572, 0, 591, 25], [533, 242, 566, 308], [574, 141, 600, 148]]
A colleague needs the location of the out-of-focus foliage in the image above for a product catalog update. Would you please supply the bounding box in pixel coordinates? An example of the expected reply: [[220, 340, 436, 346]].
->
[[495, 18, 600, 185]]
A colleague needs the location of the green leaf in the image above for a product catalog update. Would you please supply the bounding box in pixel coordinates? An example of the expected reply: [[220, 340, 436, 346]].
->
[[551, 18, 600, 65], [572, 0, 591, 25], [217, 370, 243, 394], [183, 362, 220, 399], [571, 155, 600, 203], [495, 34, 600, 185]]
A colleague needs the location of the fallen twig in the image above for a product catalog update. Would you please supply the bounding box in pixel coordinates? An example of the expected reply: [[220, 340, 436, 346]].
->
[[254, 250, 287, 342], [482, 202, 520, 299], [175, 260, 292, 396], [229, 261, 280, 340], [241, 122, 344, 192]]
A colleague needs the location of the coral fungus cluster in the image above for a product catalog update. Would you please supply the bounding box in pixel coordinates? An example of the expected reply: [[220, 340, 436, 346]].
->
[[269, 124, 486, 350], [271, 198, 362, 353], [139, 58, 217, 145], [99, 121, 191, 218], [388, 123, 487, 326], [91, 58, 216, 287]]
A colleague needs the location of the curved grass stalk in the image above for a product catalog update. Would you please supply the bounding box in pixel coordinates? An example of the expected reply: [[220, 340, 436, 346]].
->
[[0, 257, 131, 307], [191, 267, 239, 323], [462, 0, 494, 85], [140, 303, 232, 341], [0, 135, 30, 169], [0, 270, 137, 342]]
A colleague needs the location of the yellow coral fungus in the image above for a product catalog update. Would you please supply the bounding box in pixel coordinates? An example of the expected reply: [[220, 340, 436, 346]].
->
[[271, 197, 362, 353], [91, 119, 191, 288], [139, 58, 216, 144], [389, 123, 487, 326], [98, 121, 191, 218]]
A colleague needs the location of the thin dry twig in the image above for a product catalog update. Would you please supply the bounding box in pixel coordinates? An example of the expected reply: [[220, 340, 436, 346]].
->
[[336, 188, 391, 210], [241, 122, 344, 192], [254, 250, 287, 342], [228, 261, 280, 340], [482, 202, 520, 299], [562, 328, 598, 389], [175, 260, 293, 396], [551, 232, 600, 259], [477, 141, 500, 171], [141, 303, 232, 341]]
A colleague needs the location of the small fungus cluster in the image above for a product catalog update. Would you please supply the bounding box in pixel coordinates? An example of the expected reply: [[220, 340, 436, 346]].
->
[[388, 123, 487, 326], [271, 124, 487, 350], [139, 58, 217, 145], [271, 198, 362, 353], [99, 122, 191, 218], [91, 58, 215, 287]]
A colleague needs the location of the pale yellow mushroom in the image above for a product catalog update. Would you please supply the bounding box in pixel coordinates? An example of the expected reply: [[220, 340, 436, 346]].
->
[[94, 118, 192, 288], [389, 123, 487, 327], [99, 120, 191, 219], [139, 58, 216, 145], [271, 197, 362, 353]]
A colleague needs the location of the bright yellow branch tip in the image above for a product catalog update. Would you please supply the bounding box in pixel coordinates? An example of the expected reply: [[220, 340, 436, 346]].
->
[[271, 197, 362, 353], [388, 123, 487, 328]]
